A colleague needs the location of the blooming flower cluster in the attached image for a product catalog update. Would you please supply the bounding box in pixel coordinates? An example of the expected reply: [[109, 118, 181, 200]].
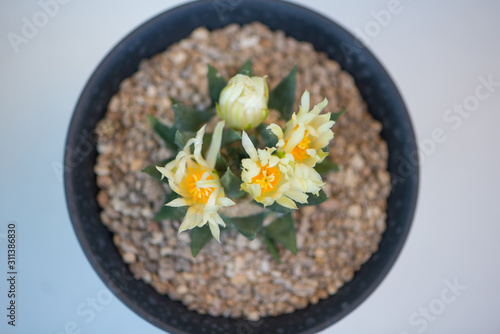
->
[[144, 61, 340, 259], [241, 90, 333, 209]]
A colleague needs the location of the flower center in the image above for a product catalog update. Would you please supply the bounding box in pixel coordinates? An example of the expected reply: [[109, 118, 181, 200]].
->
[[252, 163, 281, 195], [290, 133, 311, 162], [185, 166, 215, 204]]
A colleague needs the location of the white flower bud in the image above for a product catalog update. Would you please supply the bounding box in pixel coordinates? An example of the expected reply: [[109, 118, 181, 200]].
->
[[216, 74, 269, 130]]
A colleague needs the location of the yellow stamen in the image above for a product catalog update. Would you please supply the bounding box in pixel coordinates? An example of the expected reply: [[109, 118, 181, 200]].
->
[[184, 166, 215, 204], [252, 163, 281, 195], [289, 133, 311, 162]]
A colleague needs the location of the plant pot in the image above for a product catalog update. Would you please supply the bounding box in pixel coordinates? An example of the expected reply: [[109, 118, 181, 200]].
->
[[64, 1, 419, 333]]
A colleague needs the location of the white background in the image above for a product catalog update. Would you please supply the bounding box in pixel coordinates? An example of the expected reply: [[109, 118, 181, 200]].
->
[[1, 0, 499, 333]]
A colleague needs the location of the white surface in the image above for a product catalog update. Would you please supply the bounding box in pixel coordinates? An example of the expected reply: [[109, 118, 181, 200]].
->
[[1, 0, 499, 333]]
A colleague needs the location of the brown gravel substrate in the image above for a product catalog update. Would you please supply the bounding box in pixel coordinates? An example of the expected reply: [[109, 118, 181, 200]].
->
[[94, 22, 391, 321]]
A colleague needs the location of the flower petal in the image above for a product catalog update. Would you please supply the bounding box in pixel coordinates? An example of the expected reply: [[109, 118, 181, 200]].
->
[[178, 208, 200, 233], [241, 159, 260, 180], [206, 121, 225, 169], [167, 198, 189, 207], [193, 124, 207, 163], [284, 125, 305, 153], [241, 131, 258, 161], [219, 197, 235, 207], [285, 189, 309, 204], [196, 179, 219, 189], [276, 196, 298, 209], [155, 166, 170, 179], [208, 219, 221, 243], [214, 213, 226, 227], [317, 120, 335, 135], [312, 131, 334, 149], [300, 90, 310, 114], [267, 123, 284, 141]]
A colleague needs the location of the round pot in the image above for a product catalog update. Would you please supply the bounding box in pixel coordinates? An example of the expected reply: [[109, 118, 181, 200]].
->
[[64, 1, 419, 333]]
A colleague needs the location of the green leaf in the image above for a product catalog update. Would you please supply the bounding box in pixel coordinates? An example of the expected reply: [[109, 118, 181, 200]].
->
[[301, 189, 328, 206], [224, 212, 268, 240], [222, 128, 241, 147], [268, 65, 297, 121], [263, 213, 297, 255], [191, 224, 213, 257], [315, 159, 339, 175], [238, 59, 253, 76], [224, 145, 247, 173], [215, 154, 229, 173], [256, 124, 278, 148], [141, 158, 174, 182], [169, 97, 179, 106], [248, 133, 259, 149], [200, 132, 213, 156], [153, 192, 187, 222], [264, 235, 281, 263], [173, 103, 214, 133], [330, 109, 346, 122], [207, 64, 227, 106], [220, 168, 246, 199], [146, 115, 177, 151]]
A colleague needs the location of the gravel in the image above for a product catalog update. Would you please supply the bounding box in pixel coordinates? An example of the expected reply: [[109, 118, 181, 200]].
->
[[94, 22, 391, 321]]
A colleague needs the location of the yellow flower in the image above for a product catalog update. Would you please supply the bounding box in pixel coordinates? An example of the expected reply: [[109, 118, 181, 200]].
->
[[240, 131, 308, 209], [268, 90, 334, 168], [290, 163, 324, 196], [268, 90, 333, 195], [216, 74, 269, 130], [156, 121, 234, 242]]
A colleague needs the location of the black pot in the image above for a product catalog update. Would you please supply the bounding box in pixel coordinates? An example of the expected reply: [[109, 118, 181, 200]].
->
[[64, 1, 419, 333]]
